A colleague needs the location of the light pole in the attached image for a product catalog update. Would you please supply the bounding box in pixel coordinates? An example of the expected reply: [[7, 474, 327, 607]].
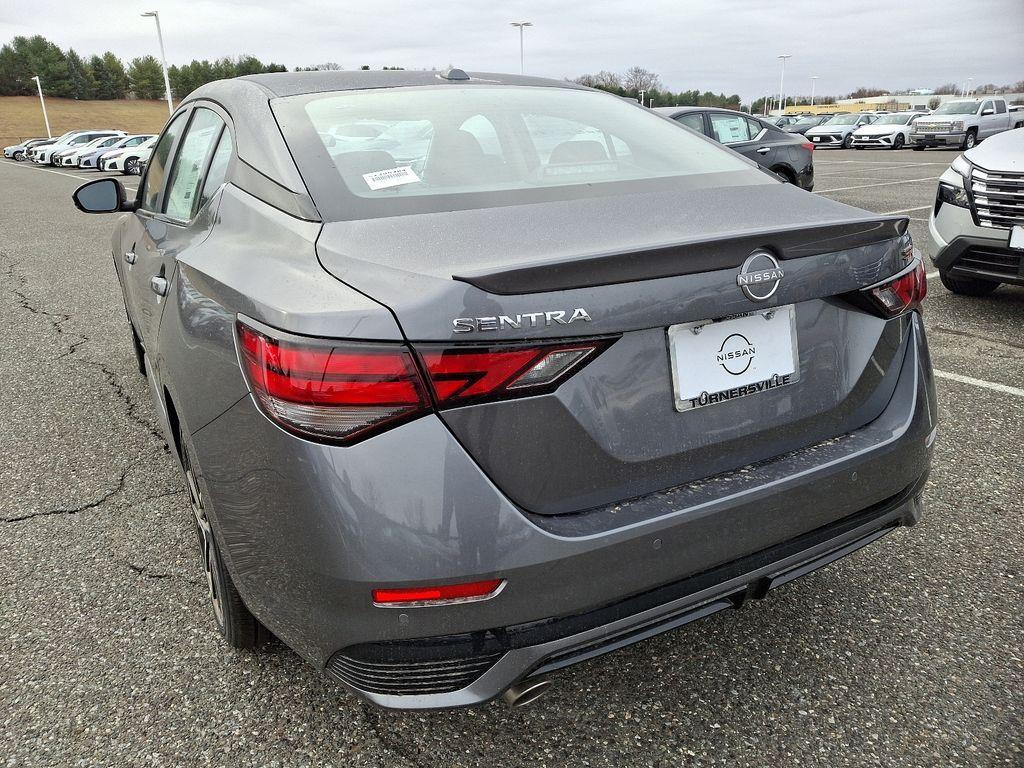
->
[[638, 88, 647, 107], [31, 75, 51, 138], [509, 21, 532, 75], [141, 10, 174, 115], [810, 76, 819, 107], [776, 54, 792, 113]]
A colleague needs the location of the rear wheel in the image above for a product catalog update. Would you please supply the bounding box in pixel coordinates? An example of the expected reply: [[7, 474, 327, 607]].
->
[[912, 145, 925, 151], [961, 129, 977, 150], [892, 134, 905, 150], [939, 270, 999, 296], [181, 436, 267, 650], [771, 166, 796, 185], [123, 157, 139, 175]]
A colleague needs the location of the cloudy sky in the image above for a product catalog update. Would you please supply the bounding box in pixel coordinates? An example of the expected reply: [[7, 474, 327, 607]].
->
[[2, 0, 1021, 101]]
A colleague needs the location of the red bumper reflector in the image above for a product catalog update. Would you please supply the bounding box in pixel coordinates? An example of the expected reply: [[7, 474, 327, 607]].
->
[[373, 579, 504, 606]]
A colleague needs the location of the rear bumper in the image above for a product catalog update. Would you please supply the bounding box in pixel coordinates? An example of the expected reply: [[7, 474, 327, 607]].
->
[[191, 314, 936, 710]]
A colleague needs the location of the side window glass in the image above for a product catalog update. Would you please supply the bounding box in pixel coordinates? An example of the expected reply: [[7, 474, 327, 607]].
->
[[708, 113, 751, 144], [163, 108, 225, 221], [981, 101, 993, 114], [676, 113, 704, 132], [141, 112, 187, 211], [995, 101, 1007, 114], [745, 118, 765, 138], [199, 129, 234, 211]]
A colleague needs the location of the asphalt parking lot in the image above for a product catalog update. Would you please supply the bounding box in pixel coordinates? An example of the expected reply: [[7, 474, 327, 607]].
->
[[1, 149, 1021, 767]]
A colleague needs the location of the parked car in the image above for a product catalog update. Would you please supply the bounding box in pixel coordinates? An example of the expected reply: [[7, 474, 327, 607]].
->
[[804, 113, 878, 148], [101, 136, 157, 174], [782, 114, 839, 135], [911, 98, 1014, 150], [851, 111, 929, 150], [655, 106, 814, 189], [33, 130, 124, 165], [55, 134, 127, 167], [768, 115, 802, 128], [80, 134, 155, 169], [928, 128, 1024, 295], [3, 137, 51, 160], [71, 70, 935, 711], [26, 131, 79, 162]]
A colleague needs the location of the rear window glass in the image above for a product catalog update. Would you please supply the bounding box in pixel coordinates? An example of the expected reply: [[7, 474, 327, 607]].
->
[[292, 86, 750, 203]]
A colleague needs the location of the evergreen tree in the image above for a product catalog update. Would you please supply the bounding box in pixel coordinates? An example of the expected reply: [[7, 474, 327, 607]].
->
[[127, 55, 165, 99]]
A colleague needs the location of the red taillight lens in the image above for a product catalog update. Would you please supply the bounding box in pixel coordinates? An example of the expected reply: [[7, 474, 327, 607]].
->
[[372, 579, 504, 607], [417, 339, 616, 407], [864, 258, 927, 318], [237, 320, 429, 444], [802, 142, 814, 152]]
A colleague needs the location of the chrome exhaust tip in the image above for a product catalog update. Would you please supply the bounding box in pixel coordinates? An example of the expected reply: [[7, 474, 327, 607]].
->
[[501, 678, 552, 708]]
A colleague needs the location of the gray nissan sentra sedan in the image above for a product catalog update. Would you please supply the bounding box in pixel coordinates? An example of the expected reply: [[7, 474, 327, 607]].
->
[[72, 69, 936, 710]]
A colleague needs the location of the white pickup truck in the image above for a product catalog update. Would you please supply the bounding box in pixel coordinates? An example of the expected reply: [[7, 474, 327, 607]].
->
[[911, 98, 1015, 150]]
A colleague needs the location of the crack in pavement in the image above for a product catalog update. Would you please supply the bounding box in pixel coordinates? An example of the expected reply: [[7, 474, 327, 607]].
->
[[930, 324, 1024, 351], [124, 561, 176, 580], [2, 467, 129, 523]]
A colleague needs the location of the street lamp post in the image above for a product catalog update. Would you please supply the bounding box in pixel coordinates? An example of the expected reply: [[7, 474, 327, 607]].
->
[[31, 76, 51, 138], [776, 54, 792, 113], [810, 76, 819, 107], [509, 21, 533, 75], [141, 10, 174, 115]]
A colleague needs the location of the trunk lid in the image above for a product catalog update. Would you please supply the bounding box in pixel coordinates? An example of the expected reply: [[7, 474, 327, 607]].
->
[[317, 181, 912, 515]]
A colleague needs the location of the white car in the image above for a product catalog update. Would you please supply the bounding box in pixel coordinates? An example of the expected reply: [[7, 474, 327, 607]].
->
[[851, 112, 929, 150], [101, 136, 158, 174], [55, 134, 125, 167], [84, 134, 155, 170], [928, 128, 1024, 295], [33, 130, 123, 165]]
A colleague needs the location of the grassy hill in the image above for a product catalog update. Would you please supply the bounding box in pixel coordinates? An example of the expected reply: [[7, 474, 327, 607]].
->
[[1, 96, 171, 149]]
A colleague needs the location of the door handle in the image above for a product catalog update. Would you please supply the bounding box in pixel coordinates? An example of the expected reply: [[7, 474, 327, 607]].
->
[[756, 146, 771, 154], [150, 276, 168, 297], [123, 251, 136, 265]]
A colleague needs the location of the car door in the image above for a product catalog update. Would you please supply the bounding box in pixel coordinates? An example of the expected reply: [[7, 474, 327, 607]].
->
[[128, 106, 227, 360], [119, 109, 189, 352], [992, 100, 1008, 133], [706, 111, 773, 168], [978, 100, 996, 137]]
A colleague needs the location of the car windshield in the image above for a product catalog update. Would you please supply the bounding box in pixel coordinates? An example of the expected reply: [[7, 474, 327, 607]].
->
[[824, 115, 861, 125], [283, 86, 751, 207], [873, 114, 914, 125], [933, 101, 981, 115], [793, 117, 821, 127]]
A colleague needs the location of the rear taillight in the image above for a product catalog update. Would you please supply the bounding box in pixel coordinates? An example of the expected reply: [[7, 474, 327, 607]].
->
[[861, 258, 927, 318], [801, 142, 814, 152], [237, 319, 616, 444], [417, 338, 616, 408], [237, 320, 429, 444], [372, 579, 505, 607]]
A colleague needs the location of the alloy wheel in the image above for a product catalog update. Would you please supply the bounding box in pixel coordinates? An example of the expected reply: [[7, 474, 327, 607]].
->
[[183, 444, 224, 627]]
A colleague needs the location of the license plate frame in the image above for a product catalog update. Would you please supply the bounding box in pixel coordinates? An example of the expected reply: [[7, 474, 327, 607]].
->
[[667, 305, 800, 412]]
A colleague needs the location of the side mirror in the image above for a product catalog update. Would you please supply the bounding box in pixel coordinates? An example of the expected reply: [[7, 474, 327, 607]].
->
[[981, 108, 995, 116], [72, 178, 134, 214]]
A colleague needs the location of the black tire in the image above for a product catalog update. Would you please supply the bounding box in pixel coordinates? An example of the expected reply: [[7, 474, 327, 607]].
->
[[893, 134, 905, 150], [961, 129, 977, 150], [842, 133, 854, 149], [123, 157, 139, 176], [939, 270, 999, 296], [181, 436, 267, 650], [771, 166, 796, 185], [912, 145, 925, 151], [13, 150, 24, 161], [130, 324, 146, 376]]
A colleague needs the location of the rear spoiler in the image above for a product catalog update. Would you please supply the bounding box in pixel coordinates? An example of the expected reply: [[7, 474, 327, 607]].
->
[[453, 217, 909, 295]]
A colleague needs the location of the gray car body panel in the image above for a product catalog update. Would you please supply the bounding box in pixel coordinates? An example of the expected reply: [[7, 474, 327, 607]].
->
[[97, 71, 936, 709]]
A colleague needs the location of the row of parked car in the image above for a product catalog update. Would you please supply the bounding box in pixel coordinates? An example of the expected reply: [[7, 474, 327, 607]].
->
[[770, 98, 1023, 150], [3, 129, 157, 174]]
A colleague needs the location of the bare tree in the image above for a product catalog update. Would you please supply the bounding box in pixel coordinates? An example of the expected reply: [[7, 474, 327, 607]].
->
[[623, 66, 661, 93]]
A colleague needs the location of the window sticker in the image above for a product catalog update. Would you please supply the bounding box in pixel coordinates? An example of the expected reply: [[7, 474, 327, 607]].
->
[[362, 166, 421, 191]]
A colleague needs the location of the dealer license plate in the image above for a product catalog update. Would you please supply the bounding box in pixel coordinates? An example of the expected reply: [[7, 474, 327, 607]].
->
[[667, 305, 800, 412]]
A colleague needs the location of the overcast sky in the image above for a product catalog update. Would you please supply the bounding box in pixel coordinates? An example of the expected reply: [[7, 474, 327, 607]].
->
[[2, 0, 1021, 101]]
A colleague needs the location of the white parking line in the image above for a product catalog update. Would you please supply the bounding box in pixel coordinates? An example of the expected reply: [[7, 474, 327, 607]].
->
[[3, 162, 95, 183], [814, 159, 949, 166], [815, 176, 941, 193], [934, 369, 1024, 398], [881, 206, 931, 215], [926, 270, 938, 279]]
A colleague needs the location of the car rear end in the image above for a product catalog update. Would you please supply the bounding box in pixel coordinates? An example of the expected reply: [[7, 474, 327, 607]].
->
[[183, 78, 936, 710]]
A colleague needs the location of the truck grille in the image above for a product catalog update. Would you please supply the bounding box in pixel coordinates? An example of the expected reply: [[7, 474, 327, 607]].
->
[[970, 167, 1024, 229], [913, 121, 954, 133], [956, 247, 1022, 278]]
